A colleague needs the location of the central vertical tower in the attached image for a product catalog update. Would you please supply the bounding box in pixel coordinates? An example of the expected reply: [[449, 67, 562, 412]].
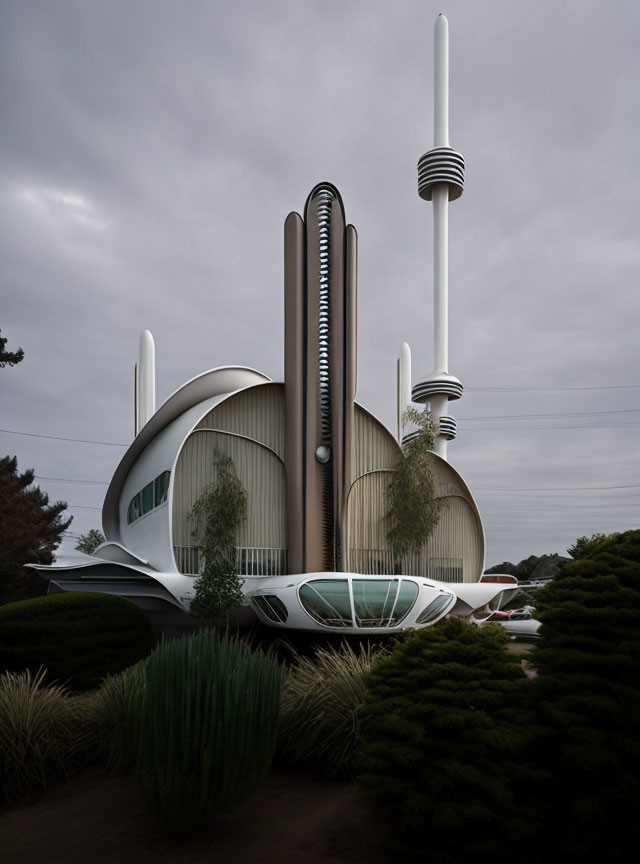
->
[[284, 183, 358, 574], [412, 14, 464, 460]]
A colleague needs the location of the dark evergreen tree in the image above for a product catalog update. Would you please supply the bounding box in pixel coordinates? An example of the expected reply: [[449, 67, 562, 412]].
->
[[356, 616, 537, 863], [566, 531, 608, 560], [531, 529, 640, 863], [0, 329, 24, 368], [0, 456, 72, 602]]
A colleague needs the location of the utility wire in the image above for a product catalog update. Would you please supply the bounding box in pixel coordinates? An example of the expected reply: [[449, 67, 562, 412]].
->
[[459, 409, 640, 421], [475, 483, 640, 491], [34, 475, 109, 485], [0, 428, 128, 446], [460, 424, 640, 431], [466, 385, 640, 392], [66, 505, 103, 511]]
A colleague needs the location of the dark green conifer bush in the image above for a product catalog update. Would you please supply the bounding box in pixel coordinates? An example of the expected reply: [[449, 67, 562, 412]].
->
[[0, 592, 155, 690], [356, 617, 535, 863], [531, 529, 640, 862], [136, 629, 281, 837]]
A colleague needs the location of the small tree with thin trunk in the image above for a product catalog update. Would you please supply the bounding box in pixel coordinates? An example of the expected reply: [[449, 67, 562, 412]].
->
[[188, 454, 247, 626], [386, 406, 444, 559]]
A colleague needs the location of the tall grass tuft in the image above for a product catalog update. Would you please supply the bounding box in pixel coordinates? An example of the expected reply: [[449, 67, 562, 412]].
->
[[136, 629, 281, 837], [0, 668, 94, 804], [278, 641, 386, 777], [88, 660, 146, 771]]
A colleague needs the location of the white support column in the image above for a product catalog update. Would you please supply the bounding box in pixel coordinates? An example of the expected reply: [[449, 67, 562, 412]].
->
[[433, 186, 449, 375]]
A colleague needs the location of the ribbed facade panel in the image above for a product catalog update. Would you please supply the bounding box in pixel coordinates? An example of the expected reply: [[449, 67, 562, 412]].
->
[[352, 405, 401, 481], [345, 407, 482, 582], [172, 430, 287, 553], [345, 470, 482, 582], [194, 383, 285, 459]]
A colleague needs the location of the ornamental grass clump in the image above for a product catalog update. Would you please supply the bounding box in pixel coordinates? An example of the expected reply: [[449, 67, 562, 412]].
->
[[0, 668, 94, 804], [88, 660, 146, 771], [356, 617, 537, 863], [278, 641, 386, 777], [136, 629, 281, 837]]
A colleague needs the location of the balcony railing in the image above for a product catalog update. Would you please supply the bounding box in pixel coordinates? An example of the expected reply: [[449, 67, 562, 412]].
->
[[173, 545, 288, 578], [349, 549, 464, 582]]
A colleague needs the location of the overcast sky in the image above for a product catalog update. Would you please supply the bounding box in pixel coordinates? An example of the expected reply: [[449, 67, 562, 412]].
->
[[1, 0, 639, 567]]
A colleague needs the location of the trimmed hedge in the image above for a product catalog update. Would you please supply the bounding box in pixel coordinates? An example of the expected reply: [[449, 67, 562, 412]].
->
[[0, 592, 155, 690]]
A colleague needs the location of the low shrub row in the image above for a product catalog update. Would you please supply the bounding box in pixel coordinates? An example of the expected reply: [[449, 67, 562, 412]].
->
[[0, 591, 155, 690]]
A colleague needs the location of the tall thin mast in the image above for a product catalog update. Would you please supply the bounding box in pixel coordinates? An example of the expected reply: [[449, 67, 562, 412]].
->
[[412, 14, 464, 461]]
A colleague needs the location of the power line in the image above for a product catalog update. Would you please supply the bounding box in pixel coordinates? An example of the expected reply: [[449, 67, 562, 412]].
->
[[66, 504, 103, 511], [467, 385, 640, 392], [460, 424, 640, 431], [475, 483, 640, 491], [34, 475, 109, 485], [0, 428, 128, 447], [459, 409, 640, 421]]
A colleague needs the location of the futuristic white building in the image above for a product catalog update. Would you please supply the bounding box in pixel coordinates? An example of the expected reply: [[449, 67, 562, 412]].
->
[[32, 17, 517, 635]]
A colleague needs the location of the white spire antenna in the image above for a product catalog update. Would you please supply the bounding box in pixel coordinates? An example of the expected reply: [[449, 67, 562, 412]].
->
[[397, 341, 412, 443], [136, 330, 156, 434], [412, 14, 464, 461]]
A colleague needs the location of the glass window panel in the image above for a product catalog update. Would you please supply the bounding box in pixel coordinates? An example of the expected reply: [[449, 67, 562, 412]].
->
[[154, 471, 170, 507], [128, 493, 142, 524], [415, 594, 452, 625], [353, 579, 398, 627], [252, 595, 288, 624], [389, 580, 419, 626], [141, 482, 154, 514], [299, 580, 352, 627]]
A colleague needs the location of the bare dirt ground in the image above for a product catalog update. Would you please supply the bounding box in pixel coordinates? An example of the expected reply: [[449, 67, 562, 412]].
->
[[0, 768, 386, 864]]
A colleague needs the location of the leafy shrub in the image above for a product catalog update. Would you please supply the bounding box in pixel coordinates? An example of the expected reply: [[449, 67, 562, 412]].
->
[[88, 660, 146, 771], [531, 529, 640, 863], [0, 668, 95, 803], [136, 629, 281, 837], [356, 618, 535, 862], [0, 591, 155, 690], [278, 641, 385, 777]]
